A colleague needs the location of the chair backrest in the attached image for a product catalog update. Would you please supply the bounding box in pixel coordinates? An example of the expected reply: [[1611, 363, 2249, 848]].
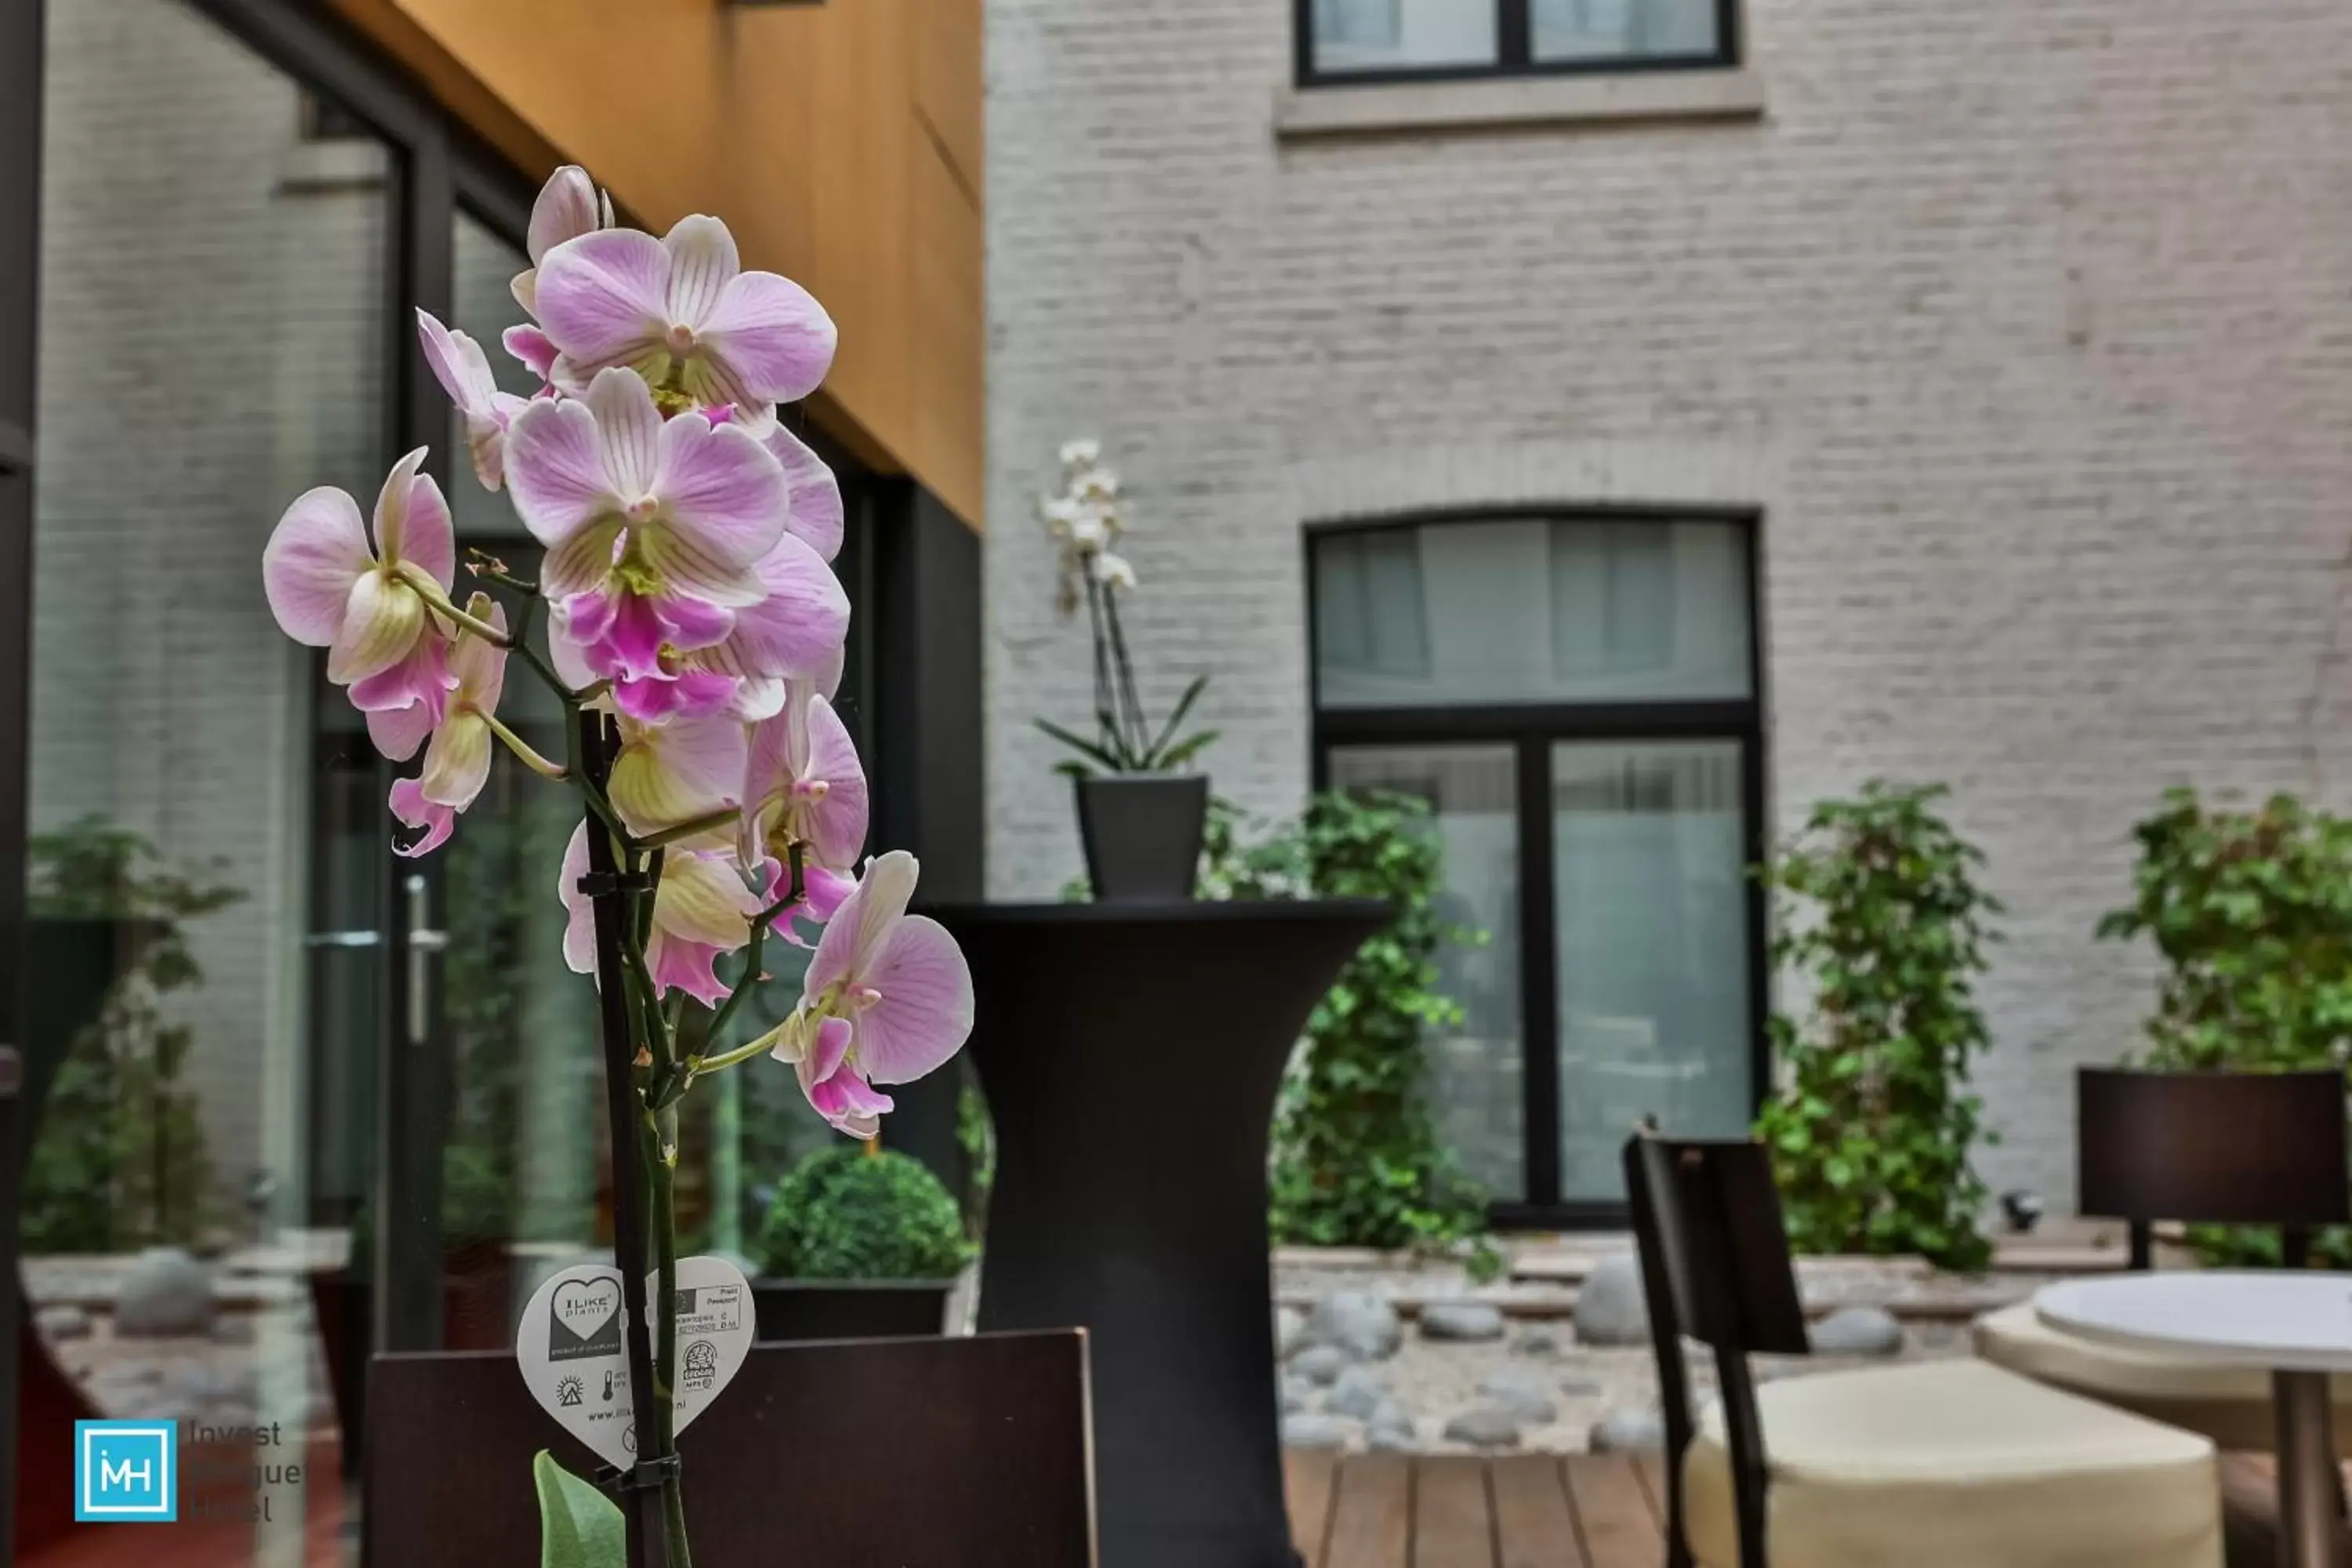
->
[[365, 1330, 1096, 1567], [1624, 1132, 1809, 1568], [2078, 1068, 2348, 1268]]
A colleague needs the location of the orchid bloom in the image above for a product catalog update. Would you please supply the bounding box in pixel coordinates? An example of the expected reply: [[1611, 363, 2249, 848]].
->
[[532, 214, 836, 415], [757, 852, 972, 1138], [505, 366, 786, 699], [416, 310, 530, 491], [515, 165, 606, 307], [740, 681, 868, 931], [1040, 440, 1131, 610], [263, 447, 459, 729], [764, 422, 845, 562], [389, 595, 510, 857], [608, 710, 746, 840], [559, 824, 763, 1007]]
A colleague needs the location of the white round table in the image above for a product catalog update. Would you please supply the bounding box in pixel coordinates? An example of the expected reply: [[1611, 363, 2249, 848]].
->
[[2038, 1272, 2352, 1568]]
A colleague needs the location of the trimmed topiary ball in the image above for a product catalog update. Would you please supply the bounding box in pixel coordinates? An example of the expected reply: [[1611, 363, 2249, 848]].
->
[[759, 1144, 967, 1280]]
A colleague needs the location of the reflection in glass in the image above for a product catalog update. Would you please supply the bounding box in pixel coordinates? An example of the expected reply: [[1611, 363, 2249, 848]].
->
[[1315, 517, 1750, 709], [1531, 0, 1721, 62], [24, 0, 390, 1553], [1312, 0, 1498, 74], [1327, 745, 1523, 1200], [1552, 741, 1750, 1200]]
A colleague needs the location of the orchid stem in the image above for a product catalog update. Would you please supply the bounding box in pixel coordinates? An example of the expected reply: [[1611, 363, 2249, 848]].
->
[[484, 713, 567, 780], [699, 844, 807, 1051], [637, 807, 742, 851]]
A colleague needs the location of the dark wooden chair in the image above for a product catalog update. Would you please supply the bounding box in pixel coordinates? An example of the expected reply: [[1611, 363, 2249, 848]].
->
[[1626, 1131, 2227, 1568], [2078, 1067, 2348, 1269], [1624, 1131, 1811, 1568], [365, 1329, 1096, 1567]]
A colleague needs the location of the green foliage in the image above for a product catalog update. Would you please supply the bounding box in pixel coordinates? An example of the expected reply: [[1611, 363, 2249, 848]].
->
[[955, 1074, 996, 1240], [1258, 790, 1493, 1258], [534, 1450, 624, 1568], [2096, 788, 2352, 1266], [22, 816, 242, 1252], [1755, 782, 1999, 1272], [1036, 673, 1219, 777], [758, 1145, 967, 1280]]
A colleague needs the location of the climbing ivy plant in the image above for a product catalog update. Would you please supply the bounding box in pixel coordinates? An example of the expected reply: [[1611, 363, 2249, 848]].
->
[[1254, 790, 1494, 1267], [1756, 782, 2000, 1272], [2096, 787, 2352, 1266]]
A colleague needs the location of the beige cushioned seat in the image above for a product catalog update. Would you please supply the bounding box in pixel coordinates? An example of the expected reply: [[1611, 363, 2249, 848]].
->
[[1976, 1299, 2352, 1452], [1682, 1357, 2221, 1568]]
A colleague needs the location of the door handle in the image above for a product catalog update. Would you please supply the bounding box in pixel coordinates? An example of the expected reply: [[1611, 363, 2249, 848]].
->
[[405, 874, 448, 1047]]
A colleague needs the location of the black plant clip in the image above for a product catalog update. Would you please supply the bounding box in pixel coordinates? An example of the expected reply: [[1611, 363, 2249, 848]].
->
[[595, 1454, 682, 1497], [576, 867, 655, 898]]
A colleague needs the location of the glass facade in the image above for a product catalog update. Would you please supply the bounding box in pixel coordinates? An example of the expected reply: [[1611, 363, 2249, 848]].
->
[[4, 2, 869, 1558], [1312, 514, 1760, 1216]]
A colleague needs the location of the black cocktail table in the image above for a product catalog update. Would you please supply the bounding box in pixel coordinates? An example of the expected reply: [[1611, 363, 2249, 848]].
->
[[929, 900, 1387, 1568]]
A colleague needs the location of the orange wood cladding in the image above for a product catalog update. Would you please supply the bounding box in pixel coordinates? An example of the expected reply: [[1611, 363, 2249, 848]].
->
[[328, 0, 985, 532]]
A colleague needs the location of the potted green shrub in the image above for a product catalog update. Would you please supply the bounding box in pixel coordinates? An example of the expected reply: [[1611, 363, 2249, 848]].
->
[[752, 1144, 967, 1341]]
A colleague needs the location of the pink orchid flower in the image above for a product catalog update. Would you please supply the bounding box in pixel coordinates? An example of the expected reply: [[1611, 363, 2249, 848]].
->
[[504, 366, 786, 695], [507, 164, 608, 321], [532, 215, 836, 414], [559, 824, 763, 1006], [263, 447, 458, 732], [416, 310, 529, 492], [741, 681, 869, 875], [758, 851, 972, 1138], [764, 422, 845, 563], [388, 594, 510, 857], [608, 710, 746, 840]]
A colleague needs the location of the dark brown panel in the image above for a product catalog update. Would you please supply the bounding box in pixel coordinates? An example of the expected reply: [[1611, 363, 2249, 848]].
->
[[365, 1330, 1094, 1567], [2078, 1068, 2349, 1227]]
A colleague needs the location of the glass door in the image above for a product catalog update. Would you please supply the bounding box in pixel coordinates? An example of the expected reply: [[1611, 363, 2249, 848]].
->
[[15, 0, 394, 1555], [1551, 739, 1754, 1200]]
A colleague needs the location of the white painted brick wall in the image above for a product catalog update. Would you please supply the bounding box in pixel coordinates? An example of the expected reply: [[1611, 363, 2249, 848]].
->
[[985, 0, 2352, 1207]]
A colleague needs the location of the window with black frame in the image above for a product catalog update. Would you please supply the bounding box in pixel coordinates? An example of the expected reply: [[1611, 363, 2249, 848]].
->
[[1309, 510, 1764, 1220], [1301, 0, 1737, 85]]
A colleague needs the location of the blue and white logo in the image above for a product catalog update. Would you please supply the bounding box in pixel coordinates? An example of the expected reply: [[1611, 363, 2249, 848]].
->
[[74, 1421, 176, 1522]]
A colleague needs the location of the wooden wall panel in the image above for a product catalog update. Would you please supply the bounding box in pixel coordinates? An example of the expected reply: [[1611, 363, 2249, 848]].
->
[[332, 0, 985, 530]]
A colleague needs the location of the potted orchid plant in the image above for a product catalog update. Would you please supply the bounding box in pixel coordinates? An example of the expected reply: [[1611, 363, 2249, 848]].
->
[[260, 164, 973, 1568], [1033, 441, 1217, 900]]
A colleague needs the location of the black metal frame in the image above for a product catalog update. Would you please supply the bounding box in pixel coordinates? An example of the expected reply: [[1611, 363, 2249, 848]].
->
[[0, 0, 45, 1556], [1294, 0, 1740, 89], [1305, 503, 1769, 1228]]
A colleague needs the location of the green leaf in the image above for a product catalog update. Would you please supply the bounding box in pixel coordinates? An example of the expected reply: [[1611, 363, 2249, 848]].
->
[[535, 1450, 626, 1568], [1145, 675, 1210, 762], [1033, 717, 1127, 774], [1155, 730, 1221, 771]]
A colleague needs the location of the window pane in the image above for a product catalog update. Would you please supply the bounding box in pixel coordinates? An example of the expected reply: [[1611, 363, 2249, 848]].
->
[[1327, 744, 1523, 1201], [26, 0, 390, 1549], [1531, 0, 1722, 61], [1312, 0, 1499, 74], [1552, 741, 1751, 1201], [1314, 517, 1751, 709]]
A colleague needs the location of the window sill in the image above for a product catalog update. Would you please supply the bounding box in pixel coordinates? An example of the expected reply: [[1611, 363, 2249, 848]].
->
[[1273, 67, 1765, 140]]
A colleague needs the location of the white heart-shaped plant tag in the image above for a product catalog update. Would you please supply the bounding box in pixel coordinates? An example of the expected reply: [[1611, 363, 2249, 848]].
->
[[661, 1255, 754, 1435], [517, 1261, 638, 1468]]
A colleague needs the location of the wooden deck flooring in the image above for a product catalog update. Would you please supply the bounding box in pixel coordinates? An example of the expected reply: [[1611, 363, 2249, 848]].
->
[[1286, 1451, 1669, 1568]]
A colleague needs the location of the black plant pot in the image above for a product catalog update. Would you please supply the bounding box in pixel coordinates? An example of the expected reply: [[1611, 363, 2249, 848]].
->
[[1075, 773, 1208, 902], [752, 1278, 953, 1341]]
